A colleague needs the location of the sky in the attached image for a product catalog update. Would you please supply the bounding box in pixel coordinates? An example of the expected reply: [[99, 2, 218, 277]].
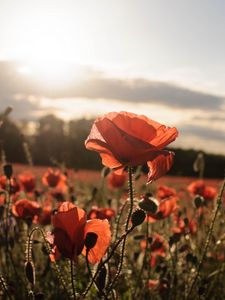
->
[[0, 0, 224, 154]]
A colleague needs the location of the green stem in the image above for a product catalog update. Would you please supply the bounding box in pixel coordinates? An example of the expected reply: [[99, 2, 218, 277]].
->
[[70, 260, 76, 300], [26, 227, 70, 299], [0, 273, 13, 300], [134, 220, 150, 297], [186, 178, 225, 299], [85, 252, 108, 300], [81, 226, 134, 299], [107, 167, 134, 291], [126, 167, 134, 231]]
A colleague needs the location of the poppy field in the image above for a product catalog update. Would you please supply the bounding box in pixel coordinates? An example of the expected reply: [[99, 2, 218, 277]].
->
[[0, 111, 224, 300]]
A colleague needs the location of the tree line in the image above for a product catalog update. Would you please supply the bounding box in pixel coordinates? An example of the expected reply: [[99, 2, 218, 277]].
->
[[0, 114, 224, 178]]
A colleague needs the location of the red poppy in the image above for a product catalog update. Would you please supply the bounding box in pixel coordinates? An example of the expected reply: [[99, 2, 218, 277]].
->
[[187, 180, 217, 201], [0, 175, 20, 194], [18, 172, 36, 193], [108, 170, 127, 189], [42, 168, 67, 189], [88, 206, 116, 221], [172, 214, 197, 235], [157, 185, 176, 200], [146, 195, 178, 222], [140, 234, 167, 267], [37, 204, 52, 226], [85, 112, 178, 183], [51, 201, 111, 264], [12, 199, 41, 220]]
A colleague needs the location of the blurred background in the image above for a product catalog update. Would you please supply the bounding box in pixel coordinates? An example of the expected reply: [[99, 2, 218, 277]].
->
[[0, 0, 224, 177]]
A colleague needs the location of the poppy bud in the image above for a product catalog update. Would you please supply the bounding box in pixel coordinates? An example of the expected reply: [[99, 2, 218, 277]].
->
[[139, 196, 159, 214], [3, 164, 13, 179], [131, 209, 146, 227], [25, 261, 35, 285], [169, 233, 181, 246], [186, 253, 198, 265], [3, 106, 13, 117], [95, 265, 107, 291], [194, 195, 204, 208], [101, 167, 110, 178], [84, 232, 98, 250], [35, 293, 45, 300]]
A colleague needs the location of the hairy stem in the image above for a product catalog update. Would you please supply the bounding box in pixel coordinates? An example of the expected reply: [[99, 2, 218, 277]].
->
[[186, 178, 225, 299]]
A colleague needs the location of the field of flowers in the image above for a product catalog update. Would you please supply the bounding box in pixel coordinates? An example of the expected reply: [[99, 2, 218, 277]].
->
[[0, 111, 224, 300]]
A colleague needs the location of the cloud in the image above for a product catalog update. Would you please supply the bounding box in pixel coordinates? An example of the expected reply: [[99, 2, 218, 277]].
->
[[65, 78, 225, 111], [178, 124, 225, 142], [0, 61, 224, 112]]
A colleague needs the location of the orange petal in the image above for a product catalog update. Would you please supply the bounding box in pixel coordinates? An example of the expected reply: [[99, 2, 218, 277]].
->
[[150, 126, 179, 150], [82, 219, 111, 264], [147, 151, 174, 183], [95, 118, 152, 162], [52, 202, 86, 254], [105, 111, 157, 142]]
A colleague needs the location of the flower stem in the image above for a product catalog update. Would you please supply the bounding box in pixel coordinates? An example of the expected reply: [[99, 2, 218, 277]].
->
[[85, 252, 108, 300], [70, 260, 76, 300], [107, 167, 134, 291], [81, 226, 134, 299], [186, 178, 225, 299], [26, 227, 70, 299]]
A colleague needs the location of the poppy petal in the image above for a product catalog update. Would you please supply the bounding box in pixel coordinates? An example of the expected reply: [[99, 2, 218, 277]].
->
[[53, 228, 74, 260], [52, 202, 86, 254], [82, 219, 111, 264], [150, 127, 179, 150], [147, 151, 174, 183]]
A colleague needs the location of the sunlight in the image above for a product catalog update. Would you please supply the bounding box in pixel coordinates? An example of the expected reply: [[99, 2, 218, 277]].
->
[[16, 60, 82, 88]]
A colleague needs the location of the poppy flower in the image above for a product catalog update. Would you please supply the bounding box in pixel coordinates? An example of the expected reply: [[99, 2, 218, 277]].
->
[[140, 233, 168, 267], [51, 201, 111, 264], [37, 204, 52, 226], [85, 112, 178, 183], [12, 199, 41, 221], [146, 195, 178, 222], [0, 175, 20, 194], [172, 214, 197, 235], [18, 172, 36, 193], [42, 168, 67, 189], [108, 170, 127, 189], [187, 180, 217, 201], [88, 206, 116, 221], [157, 185, 176, 200]]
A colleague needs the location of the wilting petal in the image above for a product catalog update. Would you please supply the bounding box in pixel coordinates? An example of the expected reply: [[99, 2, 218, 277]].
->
[[147, 151, 174, 183], [82, 219, 111, 264]]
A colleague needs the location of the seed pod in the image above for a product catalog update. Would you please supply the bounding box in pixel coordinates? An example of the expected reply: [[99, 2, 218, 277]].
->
[[95, 265, 107, 291], [138, 196, 159, 214], [101, 167, 111, 178], [84, 232, 98, 250], [131, 209, 146, 226], [194, 195, 204, 208], [25, 261, 35, 286], [35, 293, 45, 300], [3, 164, 13, 179]]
